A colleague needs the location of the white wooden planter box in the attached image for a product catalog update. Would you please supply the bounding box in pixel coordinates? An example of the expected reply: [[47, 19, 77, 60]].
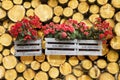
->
[[77, 40, 102, 56], [45, 38, 102, 55], [45, 38, 77, 55], [14, 39, 42, 56]]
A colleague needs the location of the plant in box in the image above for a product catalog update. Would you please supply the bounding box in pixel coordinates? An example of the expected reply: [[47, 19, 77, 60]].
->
[[43, 18, 113, 55], [10, 15, 42, 41], [43, 19, 79, 40], [76, 18, 113, 43], [9, 15, 42, 56]]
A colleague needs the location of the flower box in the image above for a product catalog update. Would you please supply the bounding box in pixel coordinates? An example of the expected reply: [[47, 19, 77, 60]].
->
[[14, 39, 42, 56], [77, 40, 102, 56], [45, 38, 77, 55], [45, 38, 102, 55]]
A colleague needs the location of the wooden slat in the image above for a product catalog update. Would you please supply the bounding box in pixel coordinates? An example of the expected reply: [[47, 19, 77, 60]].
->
[[14, 39, 41, 44], [15, 51, 41, 56], [15, 45, 41, 50]]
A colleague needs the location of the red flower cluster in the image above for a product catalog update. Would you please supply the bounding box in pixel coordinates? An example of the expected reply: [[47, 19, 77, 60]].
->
[[10, 15, 42, 41], [94, 17, 113, 42], [42, 19, 77, 40], [43, 18, 113, 42]]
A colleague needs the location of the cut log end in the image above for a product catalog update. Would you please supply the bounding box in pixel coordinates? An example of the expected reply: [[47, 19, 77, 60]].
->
[[114, 23, 120, 36], [48, 67, 59, 78], [2, 0, 13, 10], [96, 59, 107, 69], [72, 12, 84, 23], [78, 1, 89, 14], [5, 69, 17, 80], [0, 8, 6, 19], [107, 50, 119, 62], [41, 62, 50, 72], [54, 6, 63, 16], [3, 55, 17, 69], [99, 72, 115, 80], [34, 71, 48, 80], [8, 5, 25, 22], [47, 55, 66, 67], [81, 59, 93, 70], [110, 36, 120, 50], [35, 4, 53, 22], [16, 62, 26, 73], [100, 4, 115, 18], [60, 62, 72, 75], [63, 7, 73, 17], [23, 68, 35, 80]]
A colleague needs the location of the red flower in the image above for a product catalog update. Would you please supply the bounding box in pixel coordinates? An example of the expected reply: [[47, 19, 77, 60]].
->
[[80, 28, 84, 32], [29, 29, 37, 37], [99, 34, 105, 39], [96, 17, 101, 22], [44, 30, 50, 35], [61, 32, 67, 38], [84, 32, 89, 36], [69, 26, 75, 33], [24, 35, 32, 40]]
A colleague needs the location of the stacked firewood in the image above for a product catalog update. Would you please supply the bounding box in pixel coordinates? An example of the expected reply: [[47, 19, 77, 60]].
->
[[0, 0, 120, 80]]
